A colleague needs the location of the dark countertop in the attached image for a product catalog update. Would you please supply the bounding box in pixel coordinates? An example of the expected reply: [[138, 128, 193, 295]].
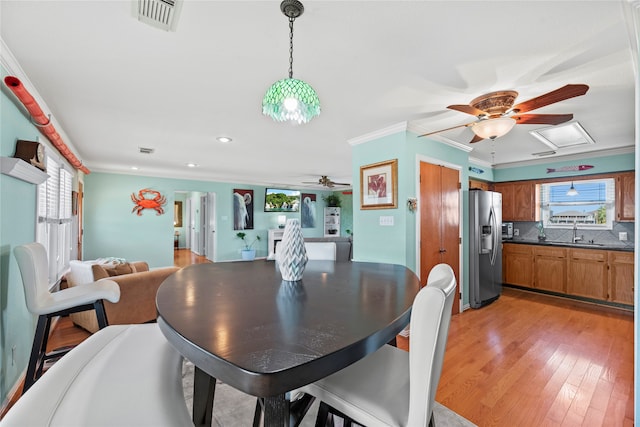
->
[[503, 238, 634, 252]]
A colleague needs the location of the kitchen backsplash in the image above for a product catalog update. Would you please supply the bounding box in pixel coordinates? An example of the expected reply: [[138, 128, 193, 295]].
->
[[511, 221, 635, 249]]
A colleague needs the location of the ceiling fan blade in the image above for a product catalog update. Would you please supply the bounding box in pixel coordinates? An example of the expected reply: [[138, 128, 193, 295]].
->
[[512, 113, 573, 125], [469, 134, 484, 144], [511, 84, 589, 114], [418, 121, 476, 137], [447, 104, 488, 117]]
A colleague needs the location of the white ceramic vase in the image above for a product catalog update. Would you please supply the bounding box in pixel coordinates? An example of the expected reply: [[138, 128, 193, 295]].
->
[[276, 219, 308, 281]]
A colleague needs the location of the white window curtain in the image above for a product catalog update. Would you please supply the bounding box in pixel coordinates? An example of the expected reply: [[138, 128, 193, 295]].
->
[[36, 153, 74, 285]]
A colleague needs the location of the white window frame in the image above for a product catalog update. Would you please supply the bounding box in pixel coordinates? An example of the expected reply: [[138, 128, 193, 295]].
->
[[36, 149, 74, 286], [540, 178, 615, 230]]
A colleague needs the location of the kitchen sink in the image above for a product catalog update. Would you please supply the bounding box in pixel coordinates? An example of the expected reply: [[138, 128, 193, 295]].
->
[[544, 240, 604, 247]]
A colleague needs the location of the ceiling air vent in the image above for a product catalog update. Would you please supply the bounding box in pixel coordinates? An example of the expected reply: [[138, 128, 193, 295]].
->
[[139, 147, 155, 154], [133, 0, 183, 32], [529, 121, 595, 151]]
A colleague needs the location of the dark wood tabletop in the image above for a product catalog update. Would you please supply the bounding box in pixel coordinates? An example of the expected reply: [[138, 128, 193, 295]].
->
[[156, 260, 420, 426]]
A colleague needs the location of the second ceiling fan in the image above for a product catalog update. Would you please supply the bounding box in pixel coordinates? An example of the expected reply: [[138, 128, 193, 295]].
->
[[419, 84, 589, 144], [303, 175, 350, 188]]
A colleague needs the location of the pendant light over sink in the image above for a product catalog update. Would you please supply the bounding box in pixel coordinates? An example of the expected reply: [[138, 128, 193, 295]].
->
[[262, 0, 320, 124], [566, 182, 579, 196]]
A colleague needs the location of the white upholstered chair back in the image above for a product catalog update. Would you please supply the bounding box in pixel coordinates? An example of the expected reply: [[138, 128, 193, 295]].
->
[[407, 263, 456, 426], [14, 242, 53, 315], [304, 242, 337, 261]]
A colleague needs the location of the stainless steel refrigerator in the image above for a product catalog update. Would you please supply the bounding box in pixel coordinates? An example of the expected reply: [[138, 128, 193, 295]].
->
[[469, 189, 502, 308]]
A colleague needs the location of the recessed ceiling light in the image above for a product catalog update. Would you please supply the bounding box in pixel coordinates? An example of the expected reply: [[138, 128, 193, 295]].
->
[[217, 136, 232, 143], [186, 163, 198, 168], [131, 166, 139, 170]]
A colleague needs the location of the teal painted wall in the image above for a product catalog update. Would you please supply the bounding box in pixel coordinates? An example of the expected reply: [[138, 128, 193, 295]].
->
[[83, 173, 342, 266], [352, 132, 409, 266], [0, 67, 43, 404], [494, 153, 634, 182]]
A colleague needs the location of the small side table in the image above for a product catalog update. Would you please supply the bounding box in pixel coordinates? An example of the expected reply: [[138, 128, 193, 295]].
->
[[174, 231, 180, 249]]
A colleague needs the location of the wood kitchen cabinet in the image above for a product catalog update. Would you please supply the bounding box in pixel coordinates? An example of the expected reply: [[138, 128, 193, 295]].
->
[[567, 248, 608, 300], [469, 179, 491, 191], [493, 181, 535, 221], [503, 243, 534, 288], [533, 246, 566, 293], [616, 172, 635, 222], [503, 241, 634, 306], [609, 251, 634, 305]]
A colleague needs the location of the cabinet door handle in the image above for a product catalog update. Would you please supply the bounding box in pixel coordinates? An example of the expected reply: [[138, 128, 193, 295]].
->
[[439, 248, 447, 253]]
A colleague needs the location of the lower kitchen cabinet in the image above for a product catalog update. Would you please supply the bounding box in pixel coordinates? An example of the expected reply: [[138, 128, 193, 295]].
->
[[503, 243, 533, 287], [567, 249, 608, 300], [533, 246, 567, 294], [503, 242, 634, 307], [609, 251, 634, 305]]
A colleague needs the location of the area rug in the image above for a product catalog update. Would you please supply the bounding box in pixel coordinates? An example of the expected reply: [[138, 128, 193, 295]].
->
[[182, 361, 476, 427]]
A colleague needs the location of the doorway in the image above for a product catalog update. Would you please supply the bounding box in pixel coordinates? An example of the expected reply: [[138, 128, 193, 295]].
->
[[419, 159, 461, 314]]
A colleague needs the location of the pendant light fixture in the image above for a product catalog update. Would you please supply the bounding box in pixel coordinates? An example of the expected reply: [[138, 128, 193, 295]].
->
[[262, 0, 320, 124], [566, 181, 579, 196]]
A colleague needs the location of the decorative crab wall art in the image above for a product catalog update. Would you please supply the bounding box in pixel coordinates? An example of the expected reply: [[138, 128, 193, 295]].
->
[[131, 189, 167, 216]]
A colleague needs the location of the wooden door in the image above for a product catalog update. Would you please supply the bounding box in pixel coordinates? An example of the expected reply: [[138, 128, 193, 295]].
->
[[419, 162, 460, 314]]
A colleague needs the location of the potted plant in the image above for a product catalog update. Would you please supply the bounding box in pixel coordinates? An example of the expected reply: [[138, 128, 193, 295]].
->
[[236, 232, 261, 261], [322, 193, 342, 208]]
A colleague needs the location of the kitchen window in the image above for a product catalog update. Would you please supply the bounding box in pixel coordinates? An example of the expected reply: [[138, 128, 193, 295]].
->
[[539, 178, 615, 230], [36, 151, 73, 286]]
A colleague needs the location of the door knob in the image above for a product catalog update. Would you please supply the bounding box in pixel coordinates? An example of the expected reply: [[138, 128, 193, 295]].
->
[[439, 248, 447, 253]]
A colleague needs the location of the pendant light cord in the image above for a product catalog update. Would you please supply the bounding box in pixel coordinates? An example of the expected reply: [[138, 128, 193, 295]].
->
[[288, 17, 295, 79]]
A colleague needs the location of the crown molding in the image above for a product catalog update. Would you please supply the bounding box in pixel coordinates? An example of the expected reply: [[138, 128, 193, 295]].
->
[[468, 157, 493, 169], [347, 122, 407, 146]]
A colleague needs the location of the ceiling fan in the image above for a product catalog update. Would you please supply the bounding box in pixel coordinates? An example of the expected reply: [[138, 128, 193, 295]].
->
[[419, 84, 589, 143], [303, 175, 350, 188]]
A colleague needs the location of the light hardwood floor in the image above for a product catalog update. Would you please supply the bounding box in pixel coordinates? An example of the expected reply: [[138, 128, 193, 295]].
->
[[3, 252, 634, 426]]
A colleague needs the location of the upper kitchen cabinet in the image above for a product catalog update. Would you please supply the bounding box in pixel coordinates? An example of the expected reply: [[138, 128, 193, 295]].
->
[[616, 172, 635, 222], [494, 181, 535, 222], [469, 179, 491, 191]]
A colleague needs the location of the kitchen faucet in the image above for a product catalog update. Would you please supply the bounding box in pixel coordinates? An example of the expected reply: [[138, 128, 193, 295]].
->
[[572, 221, 583, 243]]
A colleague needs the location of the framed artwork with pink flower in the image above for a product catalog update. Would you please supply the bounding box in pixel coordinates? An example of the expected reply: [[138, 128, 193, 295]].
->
[[360, 159, 398, 210]]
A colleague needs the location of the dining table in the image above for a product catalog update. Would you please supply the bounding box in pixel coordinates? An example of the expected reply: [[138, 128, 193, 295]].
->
[[156, 259, 420, 427]]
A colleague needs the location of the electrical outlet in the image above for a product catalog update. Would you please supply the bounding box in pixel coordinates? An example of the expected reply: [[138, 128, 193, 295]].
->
[[619, 232, 628, 241], [379, 216, 394, 226], [514, 229, 520, 236]]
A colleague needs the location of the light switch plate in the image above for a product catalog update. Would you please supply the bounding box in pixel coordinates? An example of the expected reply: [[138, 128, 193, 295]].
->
[[619, 232, 628, 241], [379, 216, 394, 226]]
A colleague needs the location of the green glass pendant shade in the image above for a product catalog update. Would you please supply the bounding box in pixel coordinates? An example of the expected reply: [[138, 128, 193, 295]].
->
[[262, 78, 321, 124]]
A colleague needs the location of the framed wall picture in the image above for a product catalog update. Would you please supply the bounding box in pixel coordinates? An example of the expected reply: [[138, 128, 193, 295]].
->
[[301, 193, 317, 228], [233, 189, 254, 230], [360, 159, 398, 210]]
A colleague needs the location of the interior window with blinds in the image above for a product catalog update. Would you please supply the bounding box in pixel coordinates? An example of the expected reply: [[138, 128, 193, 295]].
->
[[539, 178, 615, 230], [36, 154, 73, 285]]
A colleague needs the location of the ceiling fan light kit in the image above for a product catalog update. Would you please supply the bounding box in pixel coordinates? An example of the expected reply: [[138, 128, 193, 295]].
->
[[262, 0, 320, 124], [471, 117, 516, 140]]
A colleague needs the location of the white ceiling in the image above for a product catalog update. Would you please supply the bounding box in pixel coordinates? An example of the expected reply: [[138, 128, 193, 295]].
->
[[1, 1, 637, 189]]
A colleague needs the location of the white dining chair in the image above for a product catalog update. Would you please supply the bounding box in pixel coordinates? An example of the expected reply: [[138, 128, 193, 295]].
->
[[297, 263, 457, 426], [304, 242, 337, 261], [13, 242, 120, 393]]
